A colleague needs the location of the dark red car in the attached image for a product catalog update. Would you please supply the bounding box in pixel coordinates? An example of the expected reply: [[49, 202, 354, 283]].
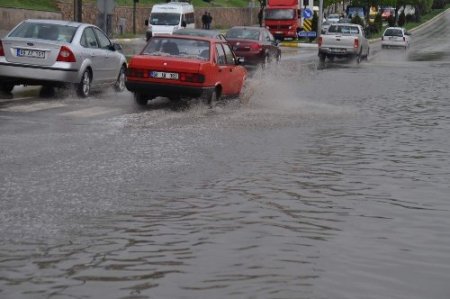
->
[[225, 26, 281, 66], [125, 35, 247, 106]]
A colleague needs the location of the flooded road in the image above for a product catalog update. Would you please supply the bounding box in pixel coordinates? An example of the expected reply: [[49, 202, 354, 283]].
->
[[1, 11, 450, 299]]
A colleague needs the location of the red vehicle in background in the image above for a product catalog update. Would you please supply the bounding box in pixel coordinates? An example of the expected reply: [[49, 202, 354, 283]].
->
[[263, 0, 301, 40]]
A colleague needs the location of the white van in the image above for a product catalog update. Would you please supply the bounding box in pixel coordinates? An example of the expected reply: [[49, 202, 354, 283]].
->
[[145, 1, 195, 41]]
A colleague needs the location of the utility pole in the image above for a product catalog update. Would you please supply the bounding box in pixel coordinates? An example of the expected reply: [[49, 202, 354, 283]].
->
[[133, 0, 138, 35], [74, 0, 82, 22], [318, 0, 323, 39]]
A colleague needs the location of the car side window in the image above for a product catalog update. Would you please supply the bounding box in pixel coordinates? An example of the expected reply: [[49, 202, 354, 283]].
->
[[264, 31, 271, 42], [215, 44, 226, 65], [81, 28, 98, 48], [93, 28, 111, 49], [222, 44, 236, 65]]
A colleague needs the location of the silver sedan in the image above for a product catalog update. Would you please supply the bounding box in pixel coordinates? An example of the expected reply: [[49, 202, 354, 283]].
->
[[0, 19, 127, 97]]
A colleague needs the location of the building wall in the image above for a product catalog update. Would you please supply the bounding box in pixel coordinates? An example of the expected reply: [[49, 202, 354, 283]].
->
[[56, 1, 259, 35], [0, 7, 62, 32]]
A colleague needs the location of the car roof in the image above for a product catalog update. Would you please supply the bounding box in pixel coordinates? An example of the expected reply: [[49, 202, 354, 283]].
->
[[173, 28, 223, 37], [228, 26, 264, 31], [385, 27, 405, 30], [151, 34, 223, 42], [24, 19, 85, 27]]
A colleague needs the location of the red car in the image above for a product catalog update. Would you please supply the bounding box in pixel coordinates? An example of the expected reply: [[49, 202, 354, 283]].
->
[[125, 35, 247, 106], [225, 26, 281, 66]]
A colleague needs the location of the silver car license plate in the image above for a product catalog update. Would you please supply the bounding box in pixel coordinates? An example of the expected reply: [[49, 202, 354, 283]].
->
[[150, 71, 178, 80], [16, 48, 45, 59]]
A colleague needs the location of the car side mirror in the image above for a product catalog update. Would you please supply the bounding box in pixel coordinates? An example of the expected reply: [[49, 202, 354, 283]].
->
[[145, 20, 149, 26], [111, 43, 123, 53], [236, 57, 242, 65]]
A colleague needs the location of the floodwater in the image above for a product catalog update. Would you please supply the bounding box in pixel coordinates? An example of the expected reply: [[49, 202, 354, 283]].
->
[[1, 11, 450, 299]]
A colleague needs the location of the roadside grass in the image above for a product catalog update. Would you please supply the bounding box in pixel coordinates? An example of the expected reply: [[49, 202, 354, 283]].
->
[[0, 0, 58, 11]]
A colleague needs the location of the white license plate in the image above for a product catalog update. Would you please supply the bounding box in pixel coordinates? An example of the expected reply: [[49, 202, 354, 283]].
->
[[17, 48, 45, 59], [331, 48, 345, 53], [150, 71, 178, 80]]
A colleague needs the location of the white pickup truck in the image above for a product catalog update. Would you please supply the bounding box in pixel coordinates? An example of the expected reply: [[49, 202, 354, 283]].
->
[[318, 23, 370, 63]]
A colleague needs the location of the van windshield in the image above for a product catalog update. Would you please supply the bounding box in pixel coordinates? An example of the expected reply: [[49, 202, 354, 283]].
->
[[264, 9, 295, 20], [150, 13, 181, 26]]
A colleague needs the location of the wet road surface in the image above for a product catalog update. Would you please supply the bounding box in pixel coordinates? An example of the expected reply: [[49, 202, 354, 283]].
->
[[1, 11, 450, 299]]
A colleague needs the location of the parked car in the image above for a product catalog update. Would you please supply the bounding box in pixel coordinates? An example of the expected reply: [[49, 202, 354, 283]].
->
[[173, 28, 227, 41], [0, 19, 127, 97], [382, 27, 411, 49], [318, 23, 370, 63], [225, 26, 281, 66], [125, 35, 247, 106]]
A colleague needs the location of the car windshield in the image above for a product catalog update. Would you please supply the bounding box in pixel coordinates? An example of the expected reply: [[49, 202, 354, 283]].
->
[[384, 29, 403, 37], [226, 28, 260, 41], [328, 25, 360, 35], [150, 13, 181, 26], [142, 37, 210, 61], [264, 9, 295, 20], [8, 22, 77, 42]]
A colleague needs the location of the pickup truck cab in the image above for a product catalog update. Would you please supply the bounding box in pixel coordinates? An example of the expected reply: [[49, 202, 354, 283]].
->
[[318, 23, 369, 63]]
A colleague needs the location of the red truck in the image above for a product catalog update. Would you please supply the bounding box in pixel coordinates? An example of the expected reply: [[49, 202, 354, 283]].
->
[[263, 0, 301, 40]]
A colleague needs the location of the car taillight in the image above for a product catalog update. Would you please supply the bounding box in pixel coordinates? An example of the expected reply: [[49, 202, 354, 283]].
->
[[250, 43, 262, 52], [0, 40, 4, 56], [57, 46, 76, 62], [354, 38, 359, 49], [127, 68, 146, 78], [318, 36, 323, 47], [180, 72, 205, 83]]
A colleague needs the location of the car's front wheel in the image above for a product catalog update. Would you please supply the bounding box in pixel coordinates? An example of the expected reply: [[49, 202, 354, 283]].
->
[[114, 65, 126, 92], [76, 70, 91, 98]]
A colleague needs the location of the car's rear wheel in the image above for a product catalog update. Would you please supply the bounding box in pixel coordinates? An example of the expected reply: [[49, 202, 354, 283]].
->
[[206, 88, 220, 107], [114, 65, 126, 92], [134, 93, 148, 106], [76, 70, 91, 98], [0, 83, 14, 94], [356, 51, 362, 64], [319, 53, 326, 63]]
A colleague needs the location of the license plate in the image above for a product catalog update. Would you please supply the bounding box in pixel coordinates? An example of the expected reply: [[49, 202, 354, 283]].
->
[[150, 71, 179, 80], [331, 48, 345, 53], [16, 48, 45, 59]]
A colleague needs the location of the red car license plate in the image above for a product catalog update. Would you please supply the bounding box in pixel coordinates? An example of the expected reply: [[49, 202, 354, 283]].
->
[[150, 71, 179, 80]]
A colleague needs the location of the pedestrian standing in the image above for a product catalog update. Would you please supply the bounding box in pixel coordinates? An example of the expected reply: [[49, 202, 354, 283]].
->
[[258, 8, 263, 27], [202, 11, 208, 29], [207, 12, 213, 29]]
